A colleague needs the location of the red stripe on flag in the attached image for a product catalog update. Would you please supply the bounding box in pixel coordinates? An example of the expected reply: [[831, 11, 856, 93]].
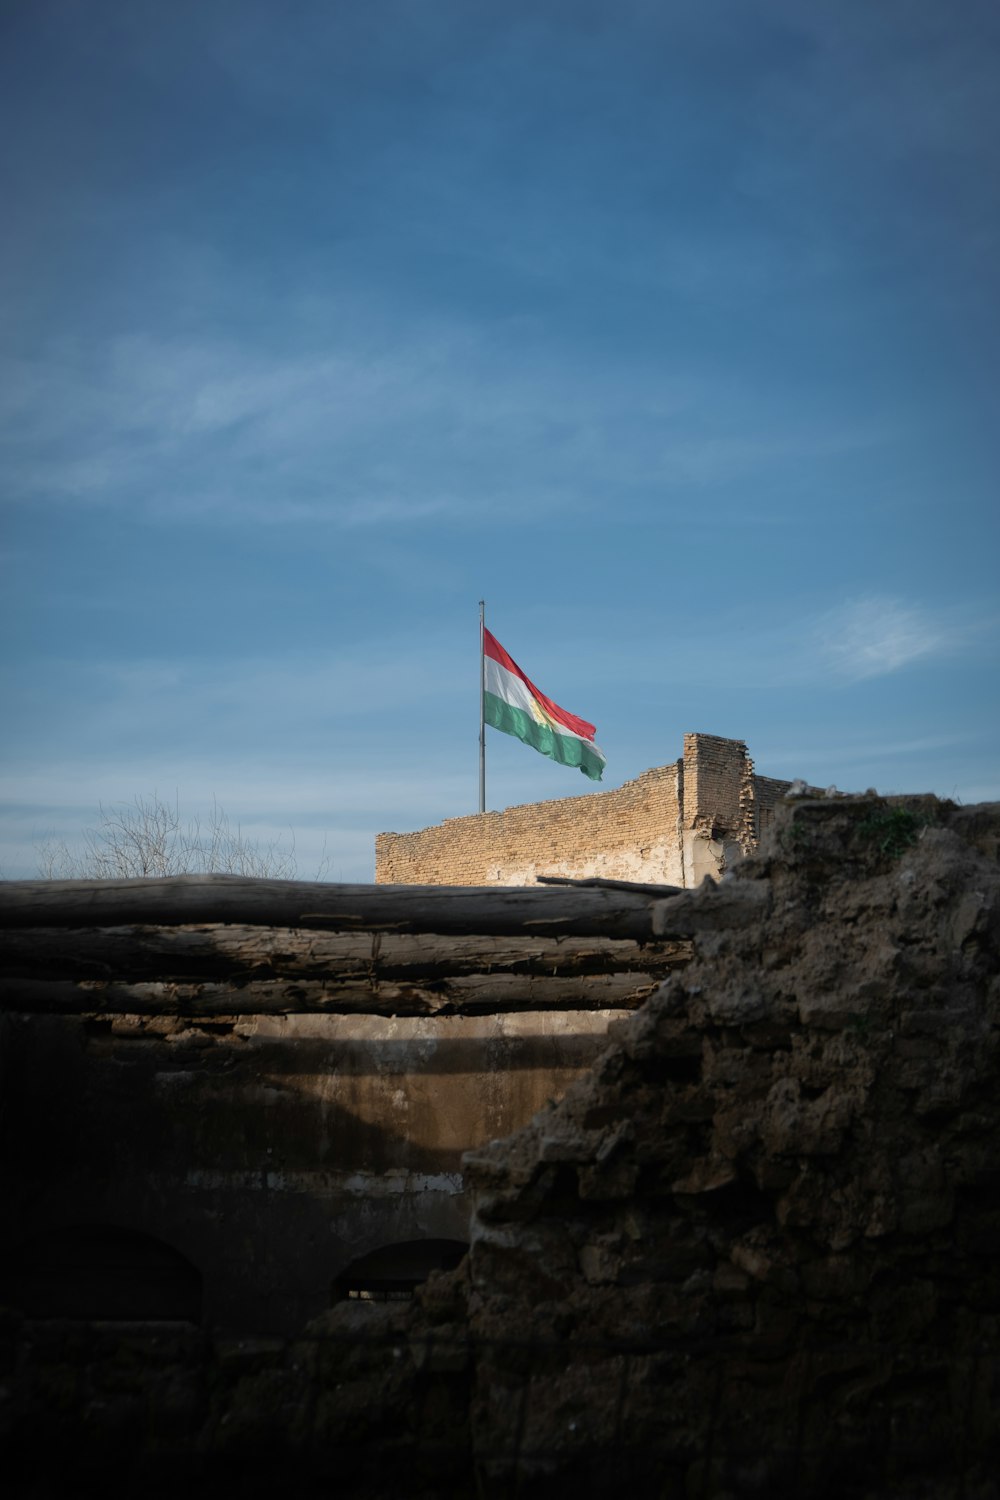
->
[[483, 628, 597, 741]]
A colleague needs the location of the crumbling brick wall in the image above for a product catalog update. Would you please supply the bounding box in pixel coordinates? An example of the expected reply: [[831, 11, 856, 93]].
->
[[682, 732, 747, 836], [376, 763, 683, 886], [754, 773, 796, 836], [376, 733, 794, 888]]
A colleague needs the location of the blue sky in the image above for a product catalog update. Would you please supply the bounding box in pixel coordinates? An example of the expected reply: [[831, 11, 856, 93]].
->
[[1, 0, 998, 880]]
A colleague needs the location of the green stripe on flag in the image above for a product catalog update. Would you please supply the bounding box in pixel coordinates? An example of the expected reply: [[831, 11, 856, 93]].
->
[[484, 692, 605, 781]]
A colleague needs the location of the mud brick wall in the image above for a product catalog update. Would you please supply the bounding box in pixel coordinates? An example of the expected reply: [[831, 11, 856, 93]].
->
[[682, 732, 750, 835], [376, 762, 684, 886], [376, 734, 794, 888], [754, 773, 796, 836]]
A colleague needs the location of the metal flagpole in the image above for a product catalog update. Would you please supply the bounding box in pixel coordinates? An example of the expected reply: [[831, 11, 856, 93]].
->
[[479, 600, 486, 814]]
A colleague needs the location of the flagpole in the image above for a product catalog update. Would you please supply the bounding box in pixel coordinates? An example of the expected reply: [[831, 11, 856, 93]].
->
[[479, 600, 486, 814]]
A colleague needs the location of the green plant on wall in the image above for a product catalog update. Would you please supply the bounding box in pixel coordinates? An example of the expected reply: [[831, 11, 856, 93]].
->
[[856, 805, 932, 860]]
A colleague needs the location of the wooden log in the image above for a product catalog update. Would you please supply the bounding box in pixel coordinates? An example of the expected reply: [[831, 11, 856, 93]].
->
[[0, 876, 665, 940], [0, 970, 661, 1017], [537, 874, 682, 895], [0, 925, 691, 983]]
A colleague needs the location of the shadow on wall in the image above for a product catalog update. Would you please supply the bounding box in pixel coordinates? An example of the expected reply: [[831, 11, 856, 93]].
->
[[333, 1238, 468, 1303], [4, 1018, 616, 1182], [5, 1225, 471, 1324], [4, 1225, 203, 1323]]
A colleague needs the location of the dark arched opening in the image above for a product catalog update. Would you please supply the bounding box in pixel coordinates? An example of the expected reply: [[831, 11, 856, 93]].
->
[[333, 1238, 468, 1303], [4, 1224, 203, 1322]]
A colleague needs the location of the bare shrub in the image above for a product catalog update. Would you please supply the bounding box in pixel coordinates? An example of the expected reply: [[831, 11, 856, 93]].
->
[[37, 794, 298, 880]]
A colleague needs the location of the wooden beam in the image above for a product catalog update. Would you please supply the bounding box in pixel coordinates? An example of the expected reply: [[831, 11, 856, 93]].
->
[[0, 925, 691, 983], [0, 970, 661, 1017], [0, 876, 667, 940], [536, 875, 682, 895]]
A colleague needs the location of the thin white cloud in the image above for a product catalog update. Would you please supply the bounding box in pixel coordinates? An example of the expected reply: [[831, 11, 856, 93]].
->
[[816, 597, 956, 682], [0, 328, 594, 523], [663, 422, 890, 488], [575, 593, 994, 696], [1, 311, 896, 530], [752, 732, 971, 768], [79, 641, 464, 725], [0, 762, 464, 824]]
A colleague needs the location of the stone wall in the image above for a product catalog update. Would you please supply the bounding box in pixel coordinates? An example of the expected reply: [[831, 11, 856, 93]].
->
[[2, 1007, 629, 1335], [376, 732, 793, 888], [753, 773, 795, 835], [377, 762, 684, 887], [680, 732, 756, 884]]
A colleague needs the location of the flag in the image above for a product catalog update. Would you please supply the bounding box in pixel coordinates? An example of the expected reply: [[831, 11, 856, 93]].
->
[[483, 628, 606, 781]]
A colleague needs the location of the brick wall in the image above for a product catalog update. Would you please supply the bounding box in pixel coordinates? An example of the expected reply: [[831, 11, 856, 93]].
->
[[754, 774, 795, 837], [376, 763, 683, 886], [375, 734, 797, 887], [682, 732, 749, 835]]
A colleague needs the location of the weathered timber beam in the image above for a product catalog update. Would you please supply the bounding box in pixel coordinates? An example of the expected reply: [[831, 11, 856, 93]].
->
[[0, 971, 659, 1017], [0, 925, 691, 983], [0, 876, 664, 939], [537, 875, 682, 895]]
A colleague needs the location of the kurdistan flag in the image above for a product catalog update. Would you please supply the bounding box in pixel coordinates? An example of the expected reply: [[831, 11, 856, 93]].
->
[[483, 628, 606, 781]]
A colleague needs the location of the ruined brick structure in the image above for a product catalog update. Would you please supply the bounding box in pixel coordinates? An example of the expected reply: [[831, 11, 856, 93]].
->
[[376, 731, 794, 888]]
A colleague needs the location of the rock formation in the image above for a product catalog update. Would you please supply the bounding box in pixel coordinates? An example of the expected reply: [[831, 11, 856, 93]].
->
[[436, 793, 1000, 1495]]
